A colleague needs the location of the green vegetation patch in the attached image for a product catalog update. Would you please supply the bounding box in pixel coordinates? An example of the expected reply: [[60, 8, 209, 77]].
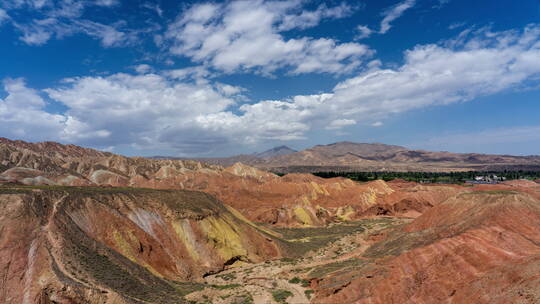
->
[[466, 190, 518, 195], [232, 293, 254, 304], [288, 277, 301, 284], [0, 186, 33, 194], [288, 277, 310, 287], [211, 283, 241, 290], [314, 170, 540, 184], [216, 272, 237, 281], [363, 228, 435, 259], [307, 258, 366, 279], [271, 218, 400, 256], [0, 184, 160, 194], [272, 289, 293, 304]]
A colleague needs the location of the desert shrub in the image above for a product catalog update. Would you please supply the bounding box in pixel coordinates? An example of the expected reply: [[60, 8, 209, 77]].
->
[[272, 289, 293, 303], [288, 277, 301, 284], [212, 284, 240, 290]]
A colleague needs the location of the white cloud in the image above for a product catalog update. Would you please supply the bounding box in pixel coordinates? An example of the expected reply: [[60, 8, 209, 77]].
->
[[95, 0, 119, 7], [434, 0, 451, 9], [164, 0, 371, 75], [448, 21, 466, 30], [0, 9, 9, 25], [326, 119, 357, 130], [2, 0, 50, 10], [0, 78, 65, 141], [356, 25, 373, 39], [329, 25, 540, 118], [44, 73, 238, 150], [3, 25, 540, 155], [40, 72, 330, 151], [3, 0, 137, 47], [75, 20, 132, 47], [13, 17, 133, 47], [16, 21, 54, 45], [380, 0, 415, 34], [163, 66, 211, 81], [133, 64, 153, 74], [354, 0, 415, 40], [371, 121, 383, 127], [141, 2, 163, 17], [215, 83, 245, 96], [277, 2, 352, 31]]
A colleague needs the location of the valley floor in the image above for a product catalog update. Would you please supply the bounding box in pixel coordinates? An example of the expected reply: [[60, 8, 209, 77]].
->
[[185, 218, 409, 304]]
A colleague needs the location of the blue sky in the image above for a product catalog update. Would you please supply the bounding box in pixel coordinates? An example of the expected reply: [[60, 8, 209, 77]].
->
[[1, 0, 540, 156]]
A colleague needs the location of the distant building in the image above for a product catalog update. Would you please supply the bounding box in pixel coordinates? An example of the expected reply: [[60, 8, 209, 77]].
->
[[466, 175, 504, 184]]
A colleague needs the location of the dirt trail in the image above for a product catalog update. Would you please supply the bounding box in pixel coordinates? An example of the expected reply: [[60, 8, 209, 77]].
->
[[42, 194, 91, 288]]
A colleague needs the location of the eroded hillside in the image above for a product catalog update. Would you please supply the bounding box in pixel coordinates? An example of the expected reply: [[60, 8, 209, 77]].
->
[[2, 138, 540, 303], [0, 138, 463, 227], [0, 187, 290, 303], [181, 190, 540, 304]]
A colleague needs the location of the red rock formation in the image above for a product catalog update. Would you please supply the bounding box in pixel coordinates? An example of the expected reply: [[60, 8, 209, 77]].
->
[[2, 138, 539, 303], [0, 138, 459, 227], [311, 191, 540, 303], [0, 187, 286, 303]]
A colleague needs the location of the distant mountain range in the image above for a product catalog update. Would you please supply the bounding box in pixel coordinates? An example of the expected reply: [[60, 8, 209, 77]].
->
[[151, 145, 298, 167], [168, 141, 540, 173]]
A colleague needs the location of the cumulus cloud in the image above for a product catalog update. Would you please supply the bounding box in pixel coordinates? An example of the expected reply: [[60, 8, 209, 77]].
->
[[329, 25, 540, 118], [4, 24, 540, 155], [44, 73, 238, 150], [43, 72, 328, 151], [0, 78, 65, 141], [164, 0, 371, 75]]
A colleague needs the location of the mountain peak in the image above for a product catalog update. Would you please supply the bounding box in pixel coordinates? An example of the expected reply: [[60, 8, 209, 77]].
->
[[254, 145, 297, 158]]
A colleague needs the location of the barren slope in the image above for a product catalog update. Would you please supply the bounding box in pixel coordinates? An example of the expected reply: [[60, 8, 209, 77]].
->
[[310, 191, 540, 303], [0, 186, 292, 303]]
